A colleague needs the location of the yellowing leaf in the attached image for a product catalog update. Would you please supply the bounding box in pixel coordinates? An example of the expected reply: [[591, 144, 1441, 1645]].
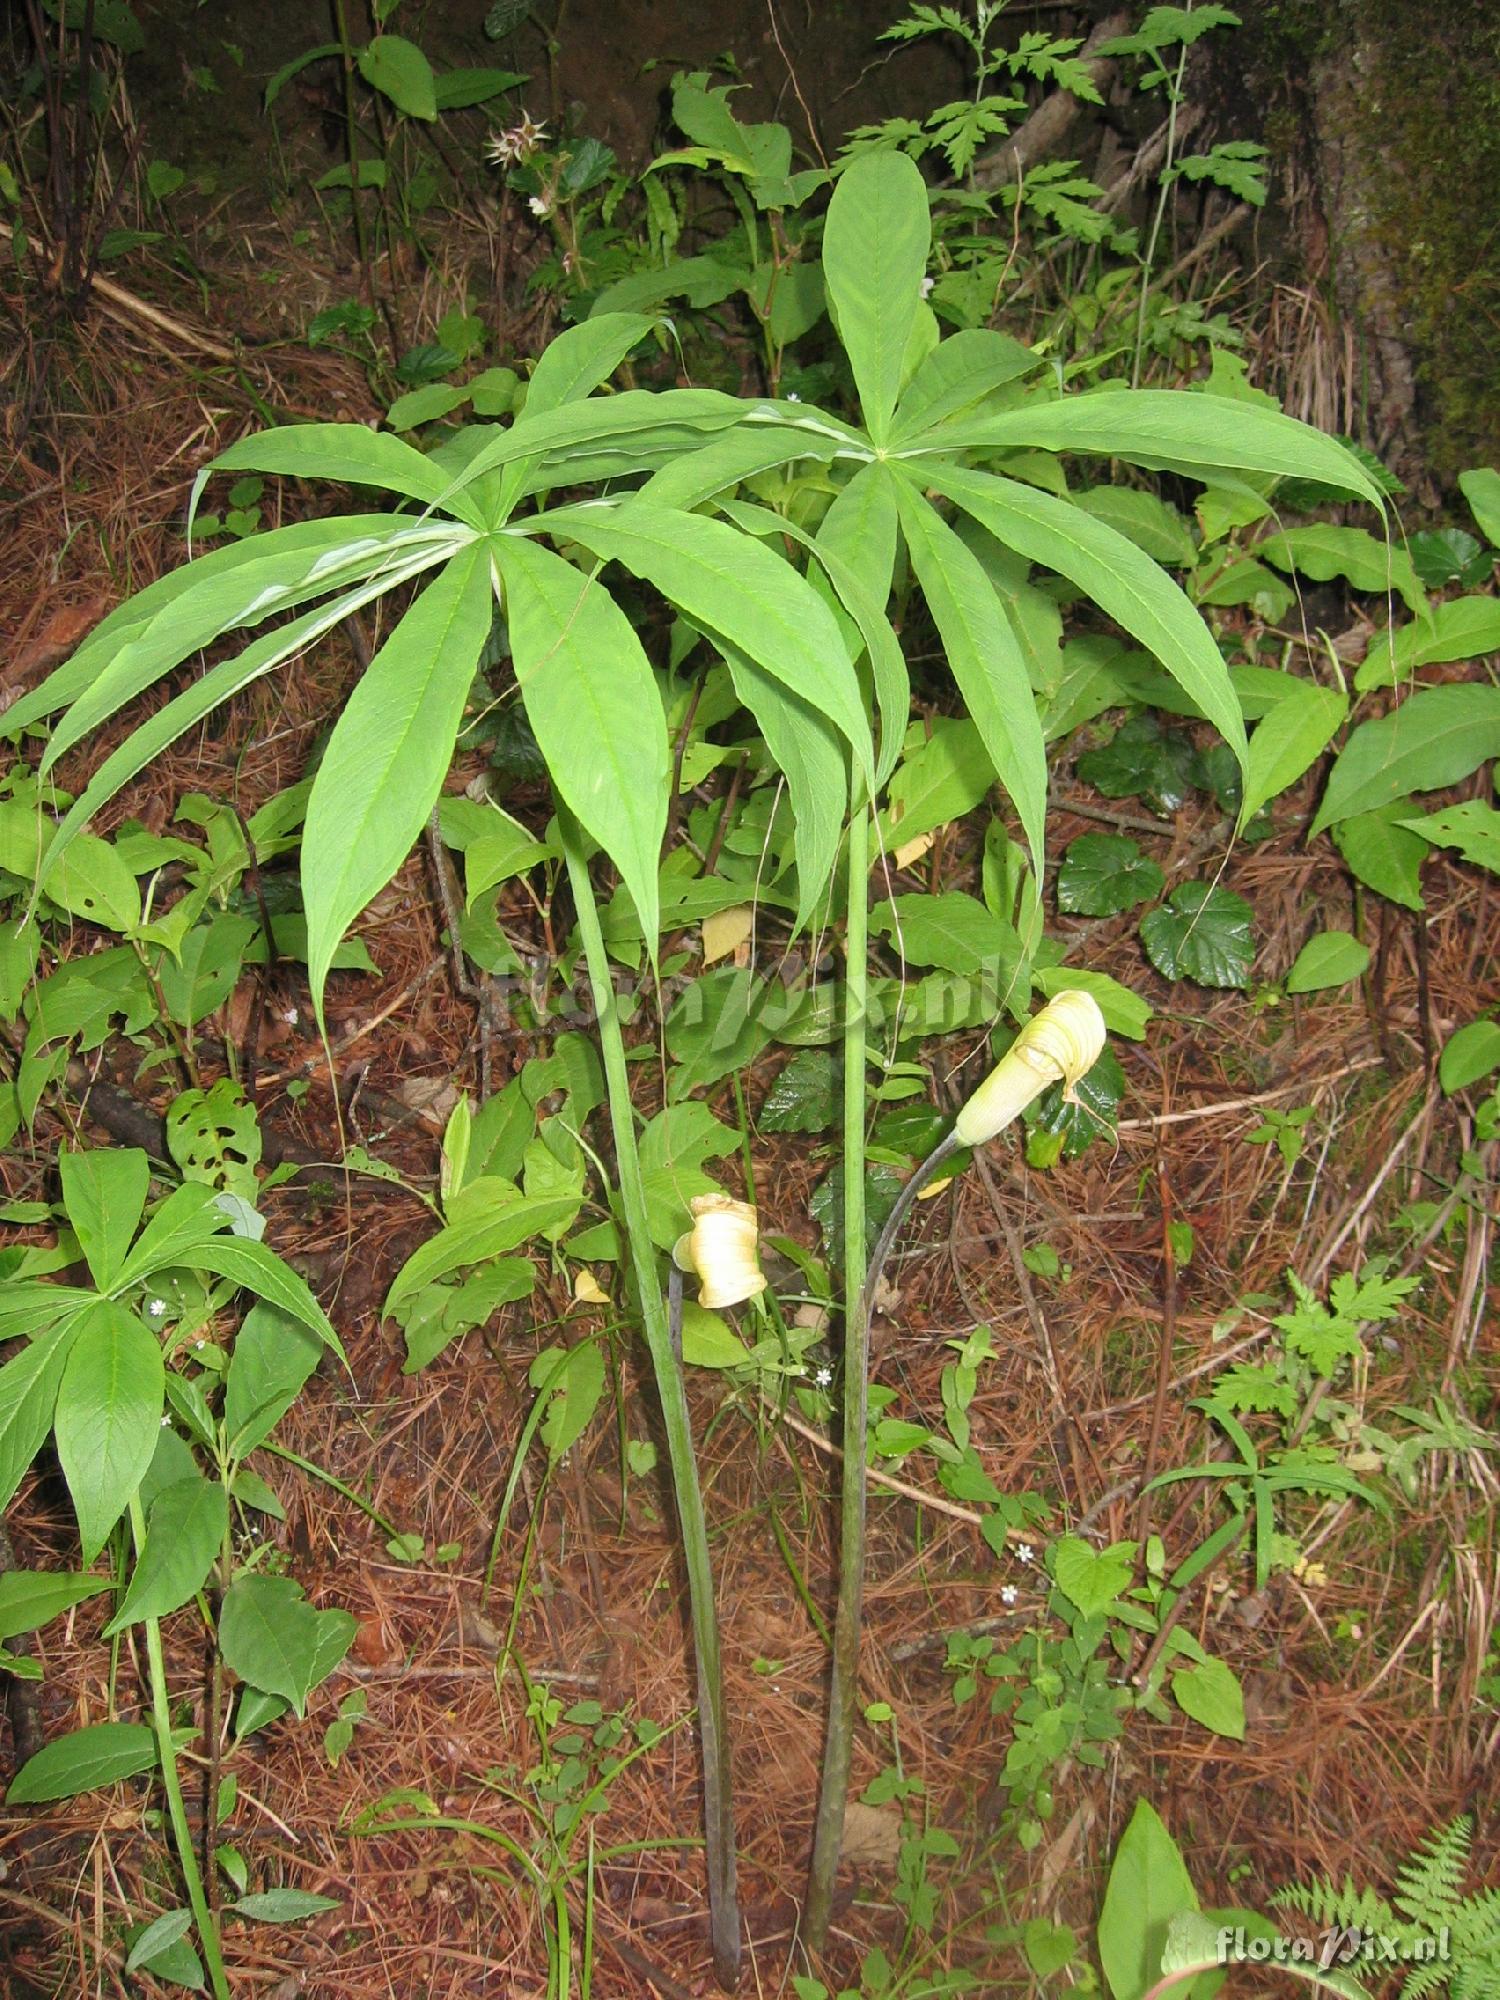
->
[[702, 903, 754, 966]]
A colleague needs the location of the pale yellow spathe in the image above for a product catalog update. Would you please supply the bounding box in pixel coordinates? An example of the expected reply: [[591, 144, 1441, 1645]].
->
[[672, 1192, 768, 1310], [953, 989, 1108, 1148]]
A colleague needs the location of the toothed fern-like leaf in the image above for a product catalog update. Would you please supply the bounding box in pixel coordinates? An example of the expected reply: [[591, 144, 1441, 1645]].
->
[[1274, 1819, 1500, 2000]]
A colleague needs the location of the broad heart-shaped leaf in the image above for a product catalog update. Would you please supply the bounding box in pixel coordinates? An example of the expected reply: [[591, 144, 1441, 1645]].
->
[[194, 426, 473, 526], [720, 645, 845, 932], [54, 1300, 165, 1563], [0, 1322, 87, 1514], [357, 33, 437, 119], [921, 462, 1248, 783], [1241, 680, 1347, 824], [1311, 684, 1500, 835], [539, 500, 874, 783], [493, 534, 667, 949], [891, 473, 1047, 873], [7, 1721, 157, 1804], [823, 149, 930, 444], [223, 1303, 323, 1459], [1097, 1799, 1200, 2000], [918, 389, 1387, 513], [104, 1472, 228, 1633], [59, 1147, 150, 1290], [218, 1574, 356, 1718], [1285, 930, 1370, 994], [303, 541, 494, 1025], [34, 557, 451, 909], [891, 328, 1041, 443], [1140, 883, 1255, 990], [0, 1569, 111, 1641], [1057, 835, 1165, 916], [1051, 1536, 1135, 1619]]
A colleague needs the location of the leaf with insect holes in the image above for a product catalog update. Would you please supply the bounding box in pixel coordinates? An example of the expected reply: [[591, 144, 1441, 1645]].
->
[[1139, 883, 1254, 989], [1057, 835, 1164, 917]]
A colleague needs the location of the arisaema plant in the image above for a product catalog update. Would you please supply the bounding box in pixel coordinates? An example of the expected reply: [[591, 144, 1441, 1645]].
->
[[8, 143, 1386, 1985]]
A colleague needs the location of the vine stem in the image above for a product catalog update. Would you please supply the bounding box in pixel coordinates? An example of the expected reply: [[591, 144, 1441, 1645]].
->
[[559, 806, 741, 1991], [128, 1495, 229, 2000]]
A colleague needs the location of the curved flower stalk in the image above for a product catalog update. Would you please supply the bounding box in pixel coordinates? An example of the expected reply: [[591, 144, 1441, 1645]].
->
[[804, 989, 1107, 1951]]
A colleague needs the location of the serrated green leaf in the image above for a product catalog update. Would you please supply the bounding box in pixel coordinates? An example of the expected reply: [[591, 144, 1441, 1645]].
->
[[760, 1049, 834, 1133], [1399, 800, 1500, 874], [1139, 883, 1254, 989], [1241, 681, 1347, 823], [1057, 835, 1164, 916], [1357, 596, 1500, 691], [1257, 525, 1425, 615], [871, 891, 1021, 985]]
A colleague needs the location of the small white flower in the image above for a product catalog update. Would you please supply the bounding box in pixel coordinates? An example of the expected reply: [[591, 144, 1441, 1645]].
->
[[279, 1006, 299, 1026], [920, 275, 936, 299], [485, 111, 549, 168], [1016, 1542, 1035, 1564], [813, 1365, 833, 1389], [145, 1298, 167, 1318], [1001, 1584, 1018, 1605], [784, 391, 801, 402], [528, 194, 551, 220], [160, 1414, 172, 1428], [193, 1338, 206, 1350]]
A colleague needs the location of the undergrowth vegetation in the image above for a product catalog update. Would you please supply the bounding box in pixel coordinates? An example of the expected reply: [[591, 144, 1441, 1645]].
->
[[1, 2, 1497, 1996]]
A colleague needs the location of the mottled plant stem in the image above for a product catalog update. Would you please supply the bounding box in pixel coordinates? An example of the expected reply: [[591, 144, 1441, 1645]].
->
[[560, 807, 741, 1990]]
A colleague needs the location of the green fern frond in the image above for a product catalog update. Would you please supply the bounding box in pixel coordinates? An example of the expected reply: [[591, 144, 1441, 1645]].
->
[[1396, 1817, 1474, 1927], [1274, 1877, 1396, 1937]]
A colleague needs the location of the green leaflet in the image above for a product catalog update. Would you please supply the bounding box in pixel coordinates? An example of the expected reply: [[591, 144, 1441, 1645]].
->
[[59, 1148, 150, 1291], [491, 312, 658, 520], [1241, 681, 1348, 824], [33, 555, 448, 908], [720, 643, 845, 932], [194, 423, 483, 527], [891, 471, 1048, 874], [54, 1300, 165, 1564], [104, 1473, 229, 1633], [0, 1321, 85, 1516], [434, 387, 744, 515], [493, 534, 668, 949], [39, 524, 463, 771], [637, 425, 842, 512], [716, 495, 908, 791], [890, 327, 1042, 442], [822, 149, 931, 445], [302, 541, 497, 1023], [1311, 684, 1500, 834], [539, 499, 874, 783], [913, 389, 1387, 512], [920, 460, 1248, 781]]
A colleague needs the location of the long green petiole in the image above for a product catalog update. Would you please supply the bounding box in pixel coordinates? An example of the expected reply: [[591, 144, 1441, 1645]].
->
[[128, 1495, 229, 2000], [559, 805, 741, 1991], [804, 900, 956, 1944]]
